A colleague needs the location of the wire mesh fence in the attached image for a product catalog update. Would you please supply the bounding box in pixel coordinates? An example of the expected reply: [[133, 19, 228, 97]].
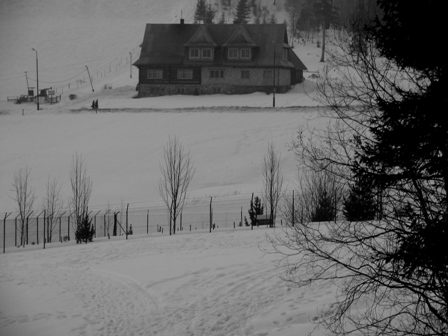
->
[[2, 193, 284, 253]]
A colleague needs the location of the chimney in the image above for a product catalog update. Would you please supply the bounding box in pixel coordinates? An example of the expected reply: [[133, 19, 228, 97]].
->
[[180, 18, 184, 25]]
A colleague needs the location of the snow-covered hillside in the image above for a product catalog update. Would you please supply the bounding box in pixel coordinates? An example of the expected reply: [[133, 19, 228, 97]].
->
[[0, 228, 334, 336]]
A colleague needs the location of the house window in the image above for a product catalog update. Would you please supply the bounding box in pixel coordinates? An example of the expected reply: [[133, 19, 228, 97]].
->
[[282, 49, 289, 61], [190, 48, 200, 59], [177, 69, 193, 79], [241, 70, 250, 79], [263, 70, 273, 79], [228, 48, 239, 59], [202, 48, 213, 59], [240, 48, 251, 59], [147, 69, 163, 79], [210, 70, 224, 79]]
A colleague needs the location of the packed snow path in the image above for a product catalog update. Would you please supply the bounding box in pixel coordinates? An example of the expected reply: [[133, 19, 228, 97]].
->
[[0, 229, 335, 336]]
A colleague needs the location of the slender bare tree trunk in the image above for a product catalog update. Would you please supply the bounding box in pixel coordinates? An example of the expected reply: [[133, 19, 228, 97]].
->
[[12, 166, 35, 247], [159, 136, 195, 235]]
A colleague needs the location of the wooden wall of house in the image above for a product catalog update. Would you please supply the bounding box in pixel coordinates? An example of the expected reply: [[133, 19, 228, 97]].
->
[[138, 66, 201, 85]]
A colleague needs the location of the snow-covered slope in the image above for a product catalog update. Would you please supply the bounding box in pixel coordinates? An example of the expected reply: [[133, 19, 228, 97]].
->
[[0, 228, 334, 336]]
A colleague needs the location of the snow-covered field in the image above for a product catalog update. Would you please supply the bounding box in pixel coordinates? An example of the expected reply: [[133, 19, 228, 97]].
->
[[0, 228, 335, 336], [0, 1, 338, 335]]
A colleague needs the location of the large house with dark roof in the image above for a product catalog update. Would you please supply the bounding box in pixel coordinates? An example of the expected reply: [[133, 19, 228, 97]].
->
[[133, 22, 307, 97]]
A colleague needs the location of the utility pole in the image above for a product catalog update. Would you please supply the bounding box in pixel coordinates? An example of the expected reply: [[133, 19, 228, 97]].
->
[[272, 41, 276, 108], [129, 52, 132, 79], [32, 48, 39, 110], [24, 71, 29, 94], [85, 66, 94, 92]]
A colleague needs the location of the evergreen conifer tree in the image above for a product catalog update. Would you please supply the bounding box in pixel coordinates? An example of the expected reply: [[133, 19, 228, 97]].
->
[[204, 3, 216, 24], [75, 213, 95, 244], [234, 0, 252, 24], [218, 11, 226, 24], [248, 196, 264, 226], [311, 189, 336, 222], [343, 178, 376, 221], [194, 0, 207, 23]]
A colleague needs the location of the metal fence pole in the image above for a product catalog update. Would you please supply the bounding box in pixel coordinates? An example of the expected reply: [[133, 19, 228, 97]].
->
[[26, 212, 33, 246], [36, 210, 44, 245], [126, 204, 129, 240], [15, 214, 20, 247], [43, 210, 46, 249], [209, 197, 213, 233], [59, 212, 66, 242], [94, 210, 101, 238], [104, 210, 110, 238], [3, 213, 11, 253]]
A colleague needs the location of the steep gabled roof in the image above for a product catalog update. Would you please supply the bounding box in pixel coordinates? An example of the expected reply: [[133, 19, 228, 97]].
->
[[184, 26, 218, 47], [222, 25, 257, 47], [134, 23, 307, 71]]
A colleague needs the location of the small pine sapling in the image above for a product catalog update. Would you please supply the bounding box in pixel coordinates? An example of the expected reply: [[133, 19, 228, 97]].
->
[[75, 214, 95, 244], [248, 196, 264, 226]]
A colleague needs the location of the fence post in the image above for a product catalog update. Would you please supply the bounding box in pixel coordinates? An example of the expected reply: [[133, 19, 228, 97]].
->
[[209, 197, 213, 233], [59, 212, 65, 242], [43, 210, 46, 249], [113, 212, 119, 236], [147, 210, 149, 234], [15, 214, 19, 247], [36, 210, 44, 245], [3, 213, 11, 253], [94, 210, 101, 238], [26, 212, 33, 246], [104, 210, 110, 238], [126, 204, 129, 240], [36, 213, 39, 244]]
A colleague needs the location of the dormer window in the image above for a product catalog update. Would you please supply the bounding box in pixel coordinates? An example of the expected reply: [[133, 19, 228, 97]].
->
[[189, 47, 214, 60], [228, 47, 251, 60], [202, 48, 213, 59], [228, 48, 239, 59], [190, 48, 200, 59], [240, 48, 251, 59]]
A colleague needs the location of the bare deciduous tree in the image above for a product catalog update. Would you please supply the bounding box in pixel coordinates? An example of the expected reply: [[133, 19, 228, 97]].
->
[[69, 153, 92, 229], [12, 166, 36, 247], [159, 136, 195, 235], [42, 177, 64, 243], [262, 142, 284, 226]]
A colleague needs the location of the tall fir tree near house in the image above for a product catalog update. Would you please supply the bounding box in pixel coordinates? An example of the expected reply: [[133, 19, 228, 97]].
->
[[194, 0, 207, 23], [234, 0, 252, 24]]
